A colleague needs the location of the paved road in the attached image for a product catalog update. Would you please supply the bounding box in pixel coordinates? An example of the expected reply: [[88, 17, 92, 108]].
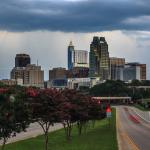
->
[[0, 123, 63, 145], [116, 106, 150, 150]]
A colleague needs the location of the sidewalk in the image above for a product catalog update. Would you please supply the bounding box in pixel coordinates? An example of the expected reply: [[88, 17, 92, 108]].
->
[[0, 123, 63, 145]]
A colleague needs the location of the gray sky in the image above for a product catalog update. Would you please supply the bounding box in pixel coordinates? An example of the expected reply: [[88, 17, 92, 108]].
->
[[0, 0, 150, 80]]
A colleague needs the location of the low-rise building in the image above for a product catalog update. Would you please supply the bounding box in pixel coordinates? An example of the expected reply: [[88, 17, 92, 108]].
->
[[116, 62, 146, 82], [11, 64, 44, 87], [0, 79, 17, 86], [110, 57, 125, 80], [67, 78, 91, 89], [49, 67, 67, 81]]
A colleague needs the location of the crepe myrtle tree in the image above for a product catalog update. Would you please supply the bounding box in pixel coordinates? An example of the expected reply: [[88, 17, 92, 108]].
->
[[61, 89, 104, 139], [0, 88, 30, 150], [75, 94, 91, 136], [61, 89, 86, 140], [60, 89, 77, 141], [26, 88, 65, 150], [88, 97, 105, 128]]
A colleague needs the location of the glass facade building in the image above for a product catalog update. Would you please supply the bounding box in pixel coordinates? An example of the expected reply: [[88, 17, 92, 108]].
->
[[68, 41, 88, 70], [89, 37, 110, 80], [68, 41, 74, 70]]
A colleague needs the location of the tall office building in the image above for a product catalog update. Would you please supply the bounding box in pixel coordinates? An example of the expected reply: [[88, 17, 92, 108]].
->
[[67, 41, 88, 70], [73, 50, 88, 68], [110, 57, 125, 80], [11, 53, 44, 87], [15, 53, 31, 67], [68, 41, 74, 70], [89, 37, 110, 80]]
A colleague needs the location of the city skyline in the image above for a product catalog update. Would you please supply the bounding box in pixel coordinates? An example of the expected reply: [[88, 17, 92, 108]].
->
[[0, 34, 149, 80], [0, 0, 150, 80]]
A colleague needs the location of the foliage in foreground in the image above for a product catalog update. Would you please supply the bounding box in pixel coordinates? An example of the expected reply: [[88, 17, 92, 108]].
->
[[0, 87, 30, 150], [0, 86, 105, 150], [4, 108, 117, 150]]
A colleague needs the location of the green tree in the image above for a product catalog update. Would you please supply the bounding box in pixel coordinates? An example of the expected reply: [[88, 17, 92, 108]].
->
[[129, 80, 142, 86], [90, 80, 129, 97]]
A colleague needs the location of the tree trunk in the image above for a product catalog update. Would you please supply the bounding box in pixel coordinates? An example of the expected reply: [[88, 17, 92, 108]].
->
[[38, 122, 50, 150], [83, 122, 88, 134], [92, 120, 95, 128], [63, 121, 73, 141], [77, 122, 82, 136], [1, 137, 6, 150], [44, 131, 49, 150]]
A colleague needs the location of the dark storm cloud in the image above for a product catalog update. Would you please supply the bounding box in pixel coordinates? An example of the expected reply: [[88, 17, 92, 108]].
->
[[0, 0, 150, 32]]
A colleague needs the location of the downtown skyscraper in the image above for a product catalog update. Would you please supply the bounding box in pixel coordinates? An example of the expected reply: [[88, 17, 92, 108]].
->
[[67, 41, 88, 70], [89, 37, 110, 80], [68, 41, 74, 70]]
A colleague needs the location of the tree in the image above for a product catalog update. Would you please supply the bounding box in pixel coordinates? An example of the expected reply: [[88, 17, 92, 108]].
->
[[90, 80, 128, 97], [129, 80, 142, 86], [0, 87, 30, 150], [27, 88, 64, 150], [141, 80, 150, 86], [74, 94, 90, 136], [61, 89, 81, 140], [61, 89, 105, 139], [88, 97, 105, 128]]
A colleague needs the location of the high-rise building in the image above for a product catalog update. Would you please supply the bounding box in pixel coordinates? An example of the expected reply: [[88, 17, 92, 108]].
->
[[68, 41, 74, 70], [11, 53, 44, 87], [67, 41, 88, 70], [73, 50, 88, 68], [89, 37, 110, 80], [15, 53, 31, 67], [110, 57, 125, 80]]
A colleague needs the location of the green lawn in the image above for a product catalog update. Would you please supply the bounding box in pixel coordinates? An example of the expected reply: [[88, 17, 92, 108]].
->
[[134, 104, 150, 111], [3, 109, 118, 150]]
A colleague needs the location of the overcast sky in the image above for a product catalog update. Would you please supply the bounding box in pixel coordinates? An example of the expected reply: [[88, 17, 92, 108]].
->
[[0, 0, 150, 80]]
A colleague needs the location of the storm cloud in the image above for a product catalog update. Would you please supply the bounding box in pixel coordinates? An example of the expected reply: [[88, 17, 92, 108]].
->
[[0, 0, 150, 32]]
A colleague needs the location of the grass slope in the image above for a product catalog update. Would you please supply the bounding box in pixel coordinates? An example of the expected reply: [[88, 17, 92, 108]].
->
[[3, 108, 118, 150], [134, 104, 150, 111]]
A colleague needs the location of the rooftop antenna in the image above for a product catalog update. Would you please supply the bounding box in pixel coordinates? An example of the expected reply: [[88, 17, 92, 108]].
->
[[69, 40, 73, 46], [37, 59, 38, 66]]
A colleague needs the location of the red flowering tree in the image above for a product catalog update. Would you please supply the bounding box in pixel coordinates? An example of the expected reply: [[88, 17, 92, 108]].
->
[[75, 94, 90, 135], [61, 89, 105, 139], [27, 88, 65, 150], [61, 89, 84, 140], [88, 97, 105, 128], [0, 87, 30, 150]]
